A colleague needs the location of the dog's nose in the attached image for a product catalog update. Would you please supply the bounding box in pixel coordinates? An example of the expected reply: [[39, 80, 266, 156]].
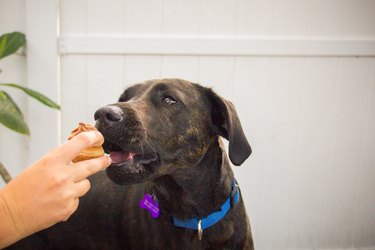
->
[[94, 106, 124, 123]]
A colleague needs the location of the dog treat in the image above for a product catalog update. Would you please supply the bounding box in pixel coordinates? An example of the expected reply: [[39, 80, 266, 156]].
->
[[68, 122, 105, 163]]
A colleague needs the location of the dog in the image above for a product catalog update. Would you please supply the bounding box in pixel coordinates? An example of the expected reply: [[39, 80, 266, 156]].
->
[[8, 78, 254, 249]]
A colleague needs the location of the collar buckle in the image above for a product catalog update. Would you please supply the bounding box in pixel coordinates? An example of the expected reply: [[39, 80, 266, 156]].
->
[[198, 219, 203, 240]]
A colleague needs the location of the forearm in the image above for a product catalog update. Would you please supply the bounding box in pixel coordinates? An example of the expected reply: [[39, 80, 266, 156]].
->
[[0, 189, 24, 248]]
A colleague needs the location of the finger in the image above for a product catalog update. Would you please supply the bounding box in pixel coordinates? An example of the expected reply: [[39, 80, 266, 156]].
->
[[74, 179, 91, 198], [71, 155, 111, 182], [53, 131, 105, 164], [62, 198, 80, 222]]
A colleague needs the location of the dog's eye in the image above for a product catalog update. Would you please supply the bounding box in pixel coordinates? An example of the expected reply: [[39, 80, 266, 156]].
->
[[163, 96, 176, 105]]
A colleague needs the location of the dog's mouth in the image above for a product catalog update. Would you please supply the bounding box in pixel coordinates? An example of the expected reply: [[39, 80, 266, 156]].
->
[[109, 151, 138, 165], [104, 141, 159, 185]]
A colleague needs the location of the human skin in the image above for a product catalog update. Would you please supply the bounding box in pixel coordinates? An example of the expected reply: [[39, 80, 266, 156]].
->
[[0, 131, 111, 248]]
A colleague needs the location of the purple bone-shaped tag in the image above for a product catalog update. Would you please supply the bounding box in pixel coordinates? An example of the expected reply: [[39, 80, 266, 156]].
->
[[140, 194, 160, 218]]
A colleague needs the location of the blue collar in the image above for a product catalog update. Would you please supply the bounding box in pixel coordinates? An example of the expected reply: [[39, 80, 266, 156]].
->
[[173, 180, 240, 233]]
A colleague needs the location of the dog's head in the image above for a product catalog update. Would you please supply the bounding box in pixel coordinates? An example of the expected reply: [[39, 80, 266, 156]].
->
[[95, 79, 251, 185]]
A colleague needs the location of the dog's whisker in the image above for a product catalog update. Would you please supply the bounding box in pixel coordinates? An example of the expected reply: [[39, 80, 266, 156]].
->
[[139, 140, 145, 156], [143, 140, 157, 156]]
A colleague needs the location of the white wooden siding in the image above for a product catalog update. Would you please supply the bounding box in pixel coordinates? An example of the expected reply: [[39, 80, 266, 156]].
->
[[59, 1, 375, 249], [0, 0, 374, 249]]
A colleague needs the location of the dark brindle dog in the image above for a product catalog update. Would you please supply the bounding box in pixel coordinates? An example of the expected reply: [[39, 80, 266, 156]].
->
[[8, 78, 254, 250]]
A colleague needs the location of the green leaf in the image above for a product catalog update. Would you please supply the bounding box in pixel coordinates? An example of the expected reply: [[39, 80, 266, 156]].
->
[[0, 90, 30, 135], [0, 32, 26, 60], [0, 83, 60, 110], [0, 36, 6, 58]]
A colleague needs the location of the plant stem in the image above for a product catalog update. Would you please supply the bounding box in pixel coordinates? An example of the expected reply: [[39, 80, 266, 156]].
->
[[0, 161, 12, 183]]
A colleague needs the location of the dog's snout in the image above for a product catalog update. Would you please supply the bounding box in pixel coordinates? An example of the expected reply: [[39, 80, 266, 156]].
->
[[95, 106, 124, 123]]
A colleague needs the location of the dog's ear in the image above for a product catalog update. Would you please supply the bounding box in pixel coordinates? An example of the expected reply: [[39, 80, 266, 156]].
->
[[206, 88, 252, 166]]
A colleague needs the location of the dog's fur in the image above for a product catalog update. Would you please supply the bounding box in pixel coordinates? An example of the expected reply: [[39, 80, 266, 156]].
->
[[8, 79, 253, 249]]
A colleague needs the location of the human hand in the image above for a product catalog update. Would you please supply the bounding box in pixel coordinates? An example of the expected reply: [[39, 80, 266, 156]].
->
[[0, 131, 111, 247]]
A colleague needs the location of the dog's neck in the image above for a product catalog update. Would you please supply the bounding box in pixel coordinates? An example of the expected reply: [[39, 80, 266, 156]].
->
[[151, 137, 234, 219]]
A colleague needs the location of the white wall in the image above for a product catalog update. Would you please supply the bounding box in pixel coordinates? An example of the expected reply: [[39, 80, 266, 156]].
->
[[1, 0, 375, 249], [59, 1, 375, 249]]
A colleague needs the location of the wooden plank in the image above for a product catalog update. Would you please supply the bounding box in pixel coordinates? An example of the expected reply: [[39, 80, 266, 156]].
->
[[59, 36, 375, 57], [251, 57, 306, 249], [86, 0, 125, 34], [124, 55, 163, 84], [351, 59, 375, 246], [161, 56, 199, 81], [342, 0, 375, 37], [59, 0, 86, 35], [236, 0, 273, 36], [60, 56, 88, 139], [198, 56, 236, 99], [86, 55, 125, 120], [318, 58, 373, 246], [125, 0, 163, 35], [26, 0, 59, 162], [200, 0, 237, 35], [163, 0, 201, 35]]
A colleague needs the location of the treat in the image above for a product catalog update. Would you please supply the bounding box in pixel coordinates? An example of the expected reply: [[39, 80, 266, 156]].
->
[[68, 122, 105, 163]]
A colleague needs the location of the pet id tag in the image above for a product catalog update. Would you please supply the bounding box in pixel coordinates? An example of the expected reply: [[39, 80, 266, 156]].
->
[[140, 194, 160, 218]]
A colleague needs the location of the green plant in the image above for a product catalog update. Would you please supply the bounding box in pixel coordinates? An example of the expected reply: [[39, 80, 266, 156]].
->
[[0, 31, 60, 183]]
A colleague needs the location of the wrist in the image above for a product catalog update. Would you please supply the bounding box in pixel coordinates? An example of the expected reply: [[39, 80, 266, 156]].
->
[[0, 188, 25, 248]]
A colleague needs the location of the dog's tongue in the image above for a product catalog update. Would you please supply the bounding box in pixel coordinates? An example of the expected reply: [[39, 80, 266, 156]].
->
[[110, 151, 136, 164]]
